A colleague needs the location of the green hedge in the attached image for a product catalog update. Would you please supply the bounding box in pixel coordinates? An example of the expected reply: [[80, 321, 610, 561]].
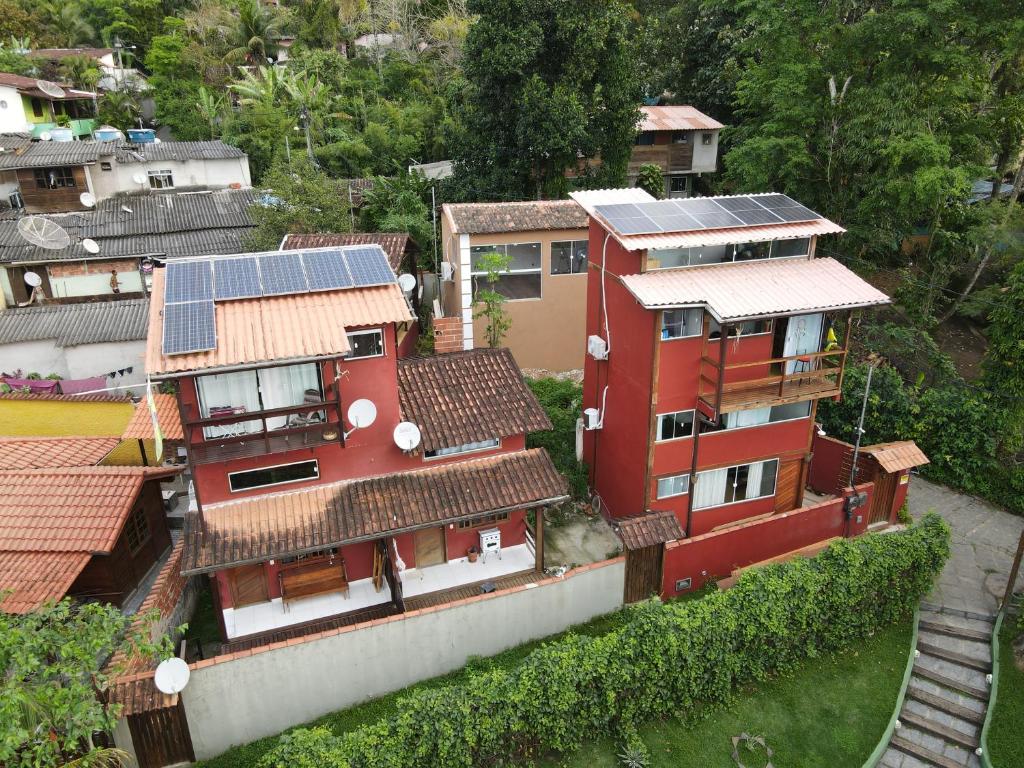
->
[[258, 515, 950, 768]]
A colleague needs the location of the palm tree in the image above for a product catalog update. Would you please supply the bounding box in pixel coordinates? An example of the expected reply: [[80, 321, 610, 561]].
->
[[42, 1, 95, 47], [196, 86, 225, 138], [229, 65, 288, 108], [224, 0, 286, 66], [96, 90, 140, 131]]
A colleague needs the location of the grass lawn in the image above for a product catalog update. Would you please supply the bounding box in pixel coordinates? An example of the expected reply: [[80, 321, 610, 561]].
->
[[987, 618, 1023, 767], [537, 619, 913, 768]]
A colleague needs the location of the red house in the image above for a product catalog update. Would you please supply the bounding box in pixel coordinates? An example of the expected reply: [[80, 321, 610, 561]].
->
[[144, 246, 565, 646], [571, 190, 891, 596]]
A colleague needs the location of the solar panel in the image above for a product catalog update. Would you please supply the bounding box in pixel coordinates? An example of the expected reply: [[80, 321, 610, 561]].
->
[[214, 257, 261, 300], [753, 194, 798, 210], [730, 208, 785, 226], [594, 203, 663, 235], [259, 252, 308, 295], [344, 246, 397, 286], [714, 196, 763, 212], [690, 210, 745, 229], [773, 205, 820, 222], [165, 260, 213, 303], [673, 198, 726, 214], [162, 300, 215, 355], [303, 248, 354, 291], [646, 213, 702, 232]]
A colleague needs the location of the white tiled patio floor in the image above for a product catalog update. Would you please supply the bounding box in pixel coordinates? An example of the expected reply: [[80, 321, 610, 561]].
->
[[399, 543, 535, 598]]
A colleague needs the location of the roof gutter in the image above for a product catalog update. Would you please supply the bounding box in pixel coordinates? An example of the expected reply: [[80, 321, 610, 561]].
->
[[149, 352, 350, 381]]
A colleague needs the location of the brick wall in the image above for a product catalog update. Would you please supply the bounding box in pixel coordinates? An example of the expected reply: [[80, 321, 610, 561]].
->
[[433, 316, 465, 353], [48, 259, 139, 278]]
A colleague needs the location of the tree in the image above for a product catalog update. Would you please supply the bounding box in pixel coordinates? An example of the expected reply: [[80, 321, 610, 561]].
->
[[359, 172, 434, 269], [453, 0, 642, 200], [97, 89, 141, 130], [635, 163, 664, 199], [0, 599, 171, 768], [196, 86, 225, 138], [472, 250, 512, 348], [224, 0, 287, 66], [983, 260, 1024, 456], [40, 1, 96, 47]]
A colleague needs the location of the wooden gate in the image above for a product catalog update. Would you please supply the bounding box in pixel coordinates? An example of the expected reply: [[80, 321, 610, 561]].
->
[[127, 698, 195, 768], [228, 563, 268, 607], [624, 544, 663, 603], [868, 467, 898, 525]]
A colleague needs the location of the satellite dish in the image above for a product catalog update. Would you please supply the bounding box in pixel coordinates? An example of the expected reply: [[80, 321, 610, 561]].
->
[[38, 131, 51, 142], [153, 657, 190, 695], [23, 271, 41, 287], [132, 172, 147, 185], [121, 204, 133, 214], [17, 216, 71, 250], [36, 80, 66, 99], [79, 191, 96, 208], [393, 421, 421, 451], [397, 273, 416, 293], [346, 398, 377, 429], [81, 238, 100, 254]]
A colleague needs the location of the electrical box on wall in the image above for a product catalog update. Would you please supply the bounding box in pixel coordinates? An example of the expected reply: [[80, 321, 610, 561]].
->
[[587, 335, 608, 360], [675, 577, 692, 592]]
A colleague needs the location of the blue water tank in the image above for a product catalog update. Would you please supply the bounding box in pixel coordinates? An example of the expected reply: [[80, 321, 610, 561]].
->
[[127, 128, 156, 144], [93, 126, 122, 141]]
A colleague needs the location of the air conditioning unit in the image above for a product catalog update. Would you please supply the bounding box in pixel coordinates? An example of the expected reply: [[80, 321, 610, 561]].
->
[[587, 334, 608, 360], [440, 261, 454, 281]]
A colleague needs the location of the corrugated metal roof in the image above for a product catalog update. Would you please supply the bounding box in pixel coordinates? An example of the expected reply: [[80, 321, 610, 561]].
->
[[616, 220, 846, 251], [570, 188, 656, 212], [114, 140, 246, 164], [616, 510, 684, 550], [639, 105, 725, 132], [84, 189, 256, 238], [620, 257, 890, 321], [145, 267, 414, 376], [0, 226, 252, 264], [445, 200, 587, 234], [0, 72, 95, 100], [0, 436, 121, 469], [282, 232, 413, 271], [0, 298, 150, 346], [121, 393, 185, 441], [0, 140, 114, 169], [864, 441, 929, 473], [0, 391, 131, 402]]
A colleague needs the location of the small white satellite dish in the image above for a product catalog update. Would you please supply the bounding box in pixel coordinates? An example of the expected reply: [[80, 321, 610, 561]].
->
[[132, 172, 147, 185], [153, 657, 190, 695], [397, 273, 416, 293], [121, 204, 133, 214], [346, 398, 377, 430], [153, 137, 162, 144], [36, 79, 66, 99], [23, 271, 41, 287], [17, 216, 71, 250], [82, 238, 100, 254], [393, 421, 421, 451], [79, 191, 96, 208], [38, 131, 52, 142]]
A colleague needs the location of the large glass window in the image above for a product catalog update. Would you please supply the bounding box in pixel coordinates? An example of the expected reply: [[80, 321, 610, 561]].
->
[[661, 308, 703, 340], [774, 238, 811, 258], [646, 239, 812, 270], [346, 329, 384, 359], [196, 362, 323, 438], [692, 459, 779, 510], [732, 241, 772, 262], [471, 243, 542, 300], [708, 318, 773, 339], [656, 474, 690, 499], [657, 410, 694, 441], [148, 169, 174, 189], [551, 240, 588, 275], [425, 437, 500, 459], [34, 167, 75, 189], [229, 460, 320, 492]]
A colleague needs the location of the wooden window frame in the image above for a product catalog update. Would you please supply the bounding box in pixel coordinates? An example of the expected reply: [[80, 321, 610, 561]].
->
[[124, 504, 151, 555], [456, 511, 511, 530]]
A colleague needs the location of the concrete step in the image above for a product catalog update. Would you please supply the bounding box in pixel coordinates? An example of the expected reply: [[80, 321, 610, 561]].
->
[[906, 685, 985, 725], [891, 734, 967, 768], [917, 641, 991, 672], [912, 664, 988, 700], [918, 618, 990, 643], [898, 708, 979, 750]]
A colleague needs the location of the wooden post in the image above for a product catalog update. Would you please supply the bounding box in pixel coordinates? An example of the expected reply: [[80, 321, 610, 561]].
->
[[534, 507, 545, 571], [1002, 529, 1024, 610], [716, 326, 728, 417], [137, 437, 149, 466], [835, 310, 854, 394]]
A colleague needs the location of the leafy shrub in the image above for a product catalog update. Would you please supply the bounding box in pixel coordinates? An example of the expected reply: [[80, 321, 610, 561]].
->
[[526, 378, 589, 500], [258, 516, 949, 768], [912, 385, 996, 494]]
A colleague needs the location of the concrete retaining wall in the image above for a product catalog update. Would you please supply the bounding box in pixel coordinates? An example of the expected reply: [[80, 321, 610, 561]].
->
[[182, 559, 626, 760]]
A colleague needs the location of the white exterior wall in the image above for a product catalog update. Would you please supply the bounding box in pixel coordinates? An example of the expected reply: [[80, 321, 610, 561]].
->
[[689, 129, 720, 174], [0, 338, 145, 386], [88, 156, 252, 200], [49, 269, 144, 299], [0, 84, 28, 134]]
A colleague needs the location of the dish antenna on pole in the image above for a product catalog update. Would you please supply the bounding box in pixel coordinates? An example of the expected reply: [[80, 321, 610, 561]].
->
[[132, 172, 147, 185], [81, 238, 100, 254], [153, 657, 190, 695], [36, 80, 66, 99], [23, 271, 41, 287], [397, 273, 416, 293], [79, 191, 96, 208], [345, 398, 377, 438], [38, 131, 51, 142], [393, 421, 421, 452], [17, 216, 71, 250]]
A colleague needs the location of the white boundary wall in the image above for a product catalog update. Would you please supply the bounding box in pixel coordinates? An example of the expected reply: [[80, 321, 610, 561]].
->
[[181, 559, 625, 759]]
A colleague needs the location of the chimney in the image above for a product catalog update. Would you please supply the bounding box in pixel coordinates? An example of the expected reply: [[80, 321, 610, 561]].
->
[[433, 316, 467, 354]]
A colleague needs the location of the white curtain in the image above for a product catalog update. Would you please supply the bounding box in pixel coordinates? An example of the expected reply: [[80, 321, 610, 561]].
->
[[745, 461, 764, 501], [725, 407, 771, 429], [783, 313, 825, 374], [258, 363, 321, 430], [196, 370, 261, 438], [693, 467, 729, 510]]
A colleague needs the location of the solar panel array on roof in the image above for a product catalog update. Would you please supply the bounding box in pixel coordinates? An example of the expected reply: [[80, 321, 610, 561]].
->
[[259, 252, 308, 295], [213, 256, 261, 300], [594, 194, 821, 236]]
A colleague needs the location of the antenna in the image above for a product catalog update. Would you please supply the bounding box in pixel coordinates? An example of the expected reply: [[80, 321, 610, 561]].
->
[[81, 238, 100, 254], [121, 204, 133, 214], [17, 216, 71, 250], [393, 422, 421, 452], [132, 172, 147, 185], [36, 80, 66, 98], [23, 271, 41, 287], [153, 657, 190, 695], [397, 273, 416, 293], [345, 398, 377, 437], [38, 131, 52, 142], [79, 192, 96, 208]]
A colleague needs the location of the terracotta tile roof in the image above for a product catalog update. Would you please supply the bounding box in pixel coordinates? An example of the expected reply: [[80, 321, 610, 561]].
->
[[445, 200, 587, 234], [864, 441, 929, 473], [620, 257, 890, 322], [397, 349, 552, 453], [0, 436, 120, 469], [0, 71, 94, 99], [145, 268, 414, 376], [281, 232, 414, 271], [121, 394, 184, 441], [108, 670, 179, 715], [615, 510, 684, 550], [0, 550, 92, 613], [639, 105, 724, 132], [182, 448, 568, 573]]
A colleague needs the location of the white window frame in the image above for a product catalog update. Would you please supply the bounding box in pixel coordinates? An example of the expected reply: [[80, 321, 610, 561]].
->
[[228, 459, 320, 493], [147, 169, 175, 189], [550, 240, 588, 276], [656, 473, 690, 499], [345, 328, 385, 359], [470, 242, 542, 302], [424, 437, 501, 460], [646, 238, 812, 271], [656, 409, 695, 442], [708, 318, 775, 339], [661, 307, 703, 340], [718, 401, 813, 432], [692, 458, 780, 511]]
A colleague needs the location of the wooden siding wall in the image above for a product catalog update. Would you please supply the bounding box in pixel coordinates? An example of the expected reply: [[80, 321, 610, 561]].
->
[[624, 544, 663, 603], [17, 166, 89, 212]]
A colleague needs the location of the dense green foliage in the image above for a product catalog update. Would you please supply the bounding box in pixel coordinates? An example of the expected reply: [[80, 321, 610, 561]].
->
[[526, 378, 588, 501], [983, 260, 1024, 456], [987, 619, 1024, 767], [256, 515, 948, 767], [635, 163, 664, 200]]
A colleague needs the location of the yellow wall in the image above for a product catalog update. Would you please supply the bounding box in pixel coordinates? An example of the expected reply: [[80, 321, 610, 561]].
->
[[0, 399, 145, 465]]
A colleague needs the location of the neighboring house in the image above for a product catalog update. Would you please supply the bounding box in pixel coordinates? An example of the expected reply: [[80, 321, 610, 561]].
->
[[438, 194, 652, 372], [630, 105, 723, 198], [0, 464, 177, 612], [0, 188, 257, 305], [28, 47, 149, 93], [145, 246, 565, 646], [0, 298, 149, 388], [0, 72, 97, 139], [572, 188, 891, 594], [0, 138, 251, 213]]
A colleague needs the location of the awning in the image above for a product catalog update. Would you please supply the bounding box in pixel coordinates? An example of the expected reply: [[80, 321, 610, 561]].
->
[[863, 441, 929, 473], [615, 510, 684, 550]]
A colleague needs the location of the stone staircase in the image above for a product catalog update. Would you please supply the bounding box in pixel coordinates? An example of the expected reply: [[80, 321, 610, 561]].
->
[[878, 607, 994, 768]]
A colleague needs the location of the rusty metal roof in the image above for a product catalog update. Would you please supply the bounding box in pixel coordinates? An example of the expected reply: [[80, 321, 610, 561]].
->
[[616, 510, 684, 550], [145, 267, 414, 376], [281, 232, 414, 271], [397, 349, 552, 452], [181, 448, 568, 573], [620, 257, 890, 322], [121, 394, 184, 441], [639, 105, 724, 132], [864, 441, 929, 473], [0, 436, 120, 469], [445, 200, 587, 234]]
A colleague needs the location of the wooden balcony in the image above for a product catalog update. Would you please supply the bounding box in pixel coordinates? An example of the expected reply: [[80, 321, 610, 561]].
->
[[628, 143, 694, 176]]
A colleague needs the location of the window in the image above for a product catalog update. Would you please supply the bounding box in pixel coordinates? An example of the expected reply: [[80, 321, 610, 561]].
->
[[123, 505, 151, 554], [470, 243, 541, 300], [647, 244, 729, 269], [708, 318, 773, 339], [671, 131, 691, 144], [719, 401, 811, 430], [669, 176, 689, 193], [229, 459, 320, 492], [661, 308, 703, 340], [692, 459, 779, 510], [657, 410, 694, 441], [346, 329, 384, 359], [702, 132, 714, 146], [732, 241, 772, 262], [774, 238, 811, 258], [100, 161, 112, 171], [635, 132, 655, 146], [456, 511, 510, 529], [148, 169, 174, 189], [31, 97, 43, 117], [656, 474, 690, 499], [425, 437, 500, 459], [34, 167, 75, 189], [551, 240, 588, 275]]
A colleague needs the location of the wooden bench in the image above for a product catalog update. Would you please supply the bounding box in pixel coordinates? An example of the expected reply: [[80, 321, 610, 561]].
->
[[279, 558, 349, 607]]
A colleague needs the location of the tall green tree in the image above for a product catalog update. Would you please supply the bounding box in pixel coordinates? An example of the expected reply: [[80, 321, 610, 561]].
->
[[983, 260, 1024, 457], [224, 0, 287, 66]]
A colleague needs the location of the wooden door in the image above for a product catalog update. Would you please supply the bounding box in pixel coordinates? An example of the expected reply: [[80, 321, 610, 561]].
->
[[127, 699, 195, 768], [624, 545, 663, 603], [228, 564, 268, 607], [773, 457, 803, 513], [869, 468, 899, 525], [413, 527, 446, 568]]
